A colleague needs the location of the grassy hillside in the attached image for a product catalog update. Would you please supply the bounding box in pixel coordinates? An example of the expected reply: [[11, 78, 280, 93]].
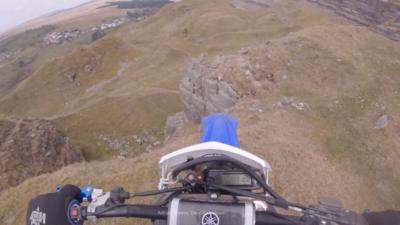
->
[[201, 22, 400, 208], [0, 0, 132, 99], [0, 0, 343, 159], [0, 130, 199, 225], [0, 0, 399, 224]]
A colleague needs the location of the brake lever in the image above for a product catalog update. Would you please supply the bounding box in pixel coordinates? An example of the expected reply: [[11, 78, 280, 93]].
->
[[86, 189, 110, 221]]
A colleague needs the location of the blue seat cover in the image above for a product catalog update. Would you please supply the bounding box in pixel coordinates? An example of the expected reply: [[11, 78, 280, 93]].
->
[[200, 113, 240, 147]]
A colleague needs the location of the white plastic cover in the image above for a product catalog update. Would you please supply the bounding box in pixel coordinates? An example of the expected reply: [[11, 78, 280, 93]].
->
[[158, 141, 271, 189]]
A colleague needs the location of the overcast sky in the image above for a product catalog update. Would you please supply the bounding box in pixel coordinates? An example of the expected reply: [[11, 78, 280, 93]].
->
[[0, 0, 92, 33]]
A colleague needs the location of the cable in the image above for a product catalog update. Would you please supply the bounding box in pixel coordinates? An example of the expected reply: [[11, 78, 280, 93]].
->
[[206, 183, 288, 208], [206, 183, 306, 225], [155, 189, 186, 206], [129, 186, 190, 197], [92, 187, 189, 217]]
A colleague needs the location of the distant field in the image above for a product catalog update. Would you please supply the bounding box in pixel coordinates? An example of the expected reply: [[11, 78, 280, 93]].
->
[[0, 0, 124, 39], [0, 25, 56, 52], [101, 0, 172, 9]]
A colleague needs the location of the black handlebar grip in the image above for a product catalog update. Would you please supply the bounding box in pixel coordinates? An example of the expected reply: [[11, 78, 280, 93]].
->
[[256, 212, 301, 225], [364, 210, 400, 225]]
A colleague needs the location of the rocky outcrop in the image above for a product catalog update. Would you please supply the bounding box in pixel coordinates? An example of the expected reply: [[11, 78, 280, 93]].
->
[[127, 8, 153, 21], [180, 57, 239, 121], [43, 29, 81, 46], [166, 57, 240, 139], [0, 49, 22, 65], [374, 114, 389, 129], [310, 0, 400, 41], [97, 130, 161, 157], [0, 119, 84, 191], [164, 112, 188, 142], [92, 18, 125, 31], [0, 51, 13, 64]]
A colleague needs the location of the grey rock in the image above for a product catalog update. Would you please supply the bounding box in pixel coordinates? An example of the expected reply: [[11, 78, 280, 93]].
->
[[92, 30, 106, 42], [180, 58, 239, 121], [43, 29, 80, 46], [0, 52, 11, 63], [274, 96, 310, 111], [97, 132, 161, 156], [164, 112, 187, 142], [97, 134, 130, 156], [281, 96, 295, 106], [84, 64, 95, 73], [374, 114, 389, 129], [18, 56, 35, 67], [66, 72, 77, 82], [275, 70, 289, 80], [127, 8, 152, 19], [133, 135, 143, 145], [99, 18, 125, 31], [291, 102, 309, 111], [0, 50, 21, 64]]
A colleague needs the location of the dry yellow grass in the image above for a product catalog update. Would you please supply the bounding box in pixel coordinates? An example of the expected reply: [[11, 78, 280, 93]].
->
[[0, 0, 344, 159], [0, 1, 399, 225], [0, 126, 199, 225], [202, 21, 400, 209]]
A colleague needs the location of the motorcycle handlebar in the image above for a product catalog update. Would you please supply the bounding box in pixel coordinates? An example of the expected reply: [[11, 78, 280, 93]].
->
[[255, 212, 302, 225], [86, 204, 168, 220], [85, 204, 303, 225]]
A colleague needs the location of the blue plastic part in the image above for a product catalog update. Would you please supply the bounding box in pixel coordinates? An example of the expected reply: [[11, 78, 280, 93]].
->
[[56, 185, 62, 193], [200, 113, 240, 147], [79, 185, 94, 202]]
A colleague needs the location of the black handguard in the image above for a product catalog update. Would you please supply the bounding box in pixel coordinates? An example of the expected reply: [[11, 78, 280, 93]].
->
[[26, 184, 82, 225], [363, 210, 400, 225]]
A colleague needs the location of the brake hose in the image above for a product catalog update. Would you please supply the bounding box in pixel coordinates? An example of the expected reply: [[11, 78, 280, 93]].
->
[[130, 186, 190, 197]]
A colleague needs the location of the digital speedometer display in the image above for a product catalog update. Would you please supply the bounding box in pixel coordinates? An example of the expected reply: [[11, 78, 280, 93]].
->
[[221, 173, 252, 186]]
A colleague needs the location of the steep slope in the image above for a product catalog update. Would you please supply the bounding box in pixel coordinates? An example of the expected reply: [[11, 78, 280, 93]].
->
[[0, 0, 126, 40], [0, 1, 179, 160], [0, 129, 199, 225], [310, 0, 400, 41], [0, 0, 344, 159], [0, 0, 166, 99], [0, 0, 120, 97], [0, 118, 83, 192], [179, 22, 400, 208], [0, 1, 399, 224]]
